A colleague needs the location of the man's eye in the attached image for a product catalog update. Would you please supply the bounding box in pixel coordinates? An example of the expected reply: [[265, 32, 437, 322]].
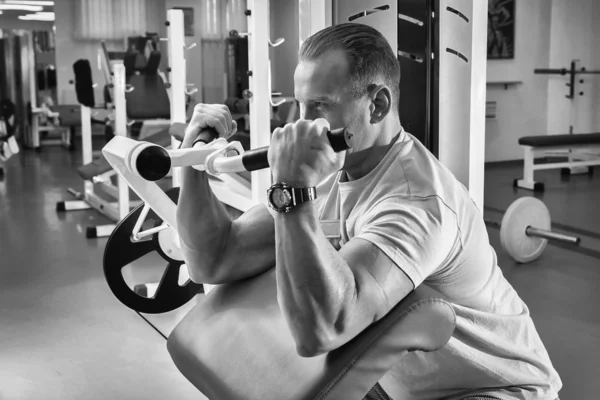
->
[[314, 102, 325, 108]]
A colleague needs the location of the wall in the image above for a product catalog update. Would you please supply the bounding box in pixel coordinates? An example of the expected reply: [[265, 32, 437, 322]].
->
[[485, 0, 552, 162], [546, 0, 600, 135], [54, 0, 167, 105]]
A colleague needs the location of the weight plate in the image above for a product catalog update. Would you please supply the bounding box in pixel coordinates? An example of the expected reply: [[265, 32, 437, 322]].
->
[[500, 197, 551, 264], [103, 187, 203, 313]]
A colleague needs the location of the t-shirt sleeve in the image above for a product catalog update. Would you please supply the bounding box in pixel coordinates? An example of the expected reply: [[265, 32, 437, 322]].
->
[[354, 196, 460, 288]]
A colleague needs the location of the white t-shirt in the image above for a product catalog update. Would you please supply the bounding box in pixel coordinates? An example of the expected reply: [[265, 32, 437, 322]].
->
[[314, 129, 562, 400]]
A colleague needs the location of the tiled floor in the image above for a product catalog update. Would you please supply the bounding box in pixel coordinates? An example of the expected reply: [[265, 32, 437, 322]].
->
[[1, 144, 598, 399]]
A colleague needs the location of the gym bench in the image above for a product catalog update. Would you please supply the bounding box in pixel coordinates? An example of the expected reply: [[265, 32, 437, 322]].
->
[[167, 271, 455, 400], [514, 133, 600, 191]]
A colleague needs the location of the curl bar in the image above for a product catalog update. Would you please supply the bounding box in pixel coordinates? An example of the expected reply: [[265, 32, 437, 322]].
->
[[127, 126, 354, 182]]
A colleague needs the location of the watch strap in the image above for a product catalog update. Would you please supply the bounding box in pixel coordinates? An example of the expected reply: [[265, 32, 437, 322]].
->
[[291, 186, 317, 206]]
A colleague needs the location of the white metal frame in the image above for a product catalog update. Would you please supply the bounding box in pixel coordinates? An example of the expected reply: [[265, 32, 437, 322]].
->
[[516, 144, 600, 190], [167, 9, 187, 188], [247, 0, 272, 207]]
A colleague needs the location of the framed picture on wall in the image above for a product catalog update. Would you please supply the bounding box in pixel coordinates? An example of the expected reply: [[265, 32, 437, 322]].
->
[[174, 7, 195, 37], [487, 0, 515, 59]]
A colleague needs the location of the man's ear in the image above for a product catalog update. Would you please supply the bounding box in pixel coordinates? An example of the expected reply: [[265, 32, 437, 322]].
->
[[368, 84, 393, 124]]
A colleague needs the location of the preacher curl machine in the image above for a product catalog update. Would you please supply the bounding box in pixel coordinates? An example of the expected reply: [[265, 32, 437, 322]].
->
[[101, 121, 459, 400]]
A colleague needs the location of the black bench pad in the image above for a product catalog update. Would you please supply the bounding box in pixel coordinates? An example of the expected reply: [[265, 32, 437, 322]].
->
[[126, 75, 170, 120], [519, 133, 600, 147], [77, 129, 172, 181]]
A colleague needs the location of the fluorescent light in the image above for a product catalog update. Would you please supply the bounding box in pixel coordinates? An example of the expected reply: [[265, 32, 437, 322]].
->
[[18, 11, 54, 21], [4, 1, 54, 5], [0, 5, 43, 11]]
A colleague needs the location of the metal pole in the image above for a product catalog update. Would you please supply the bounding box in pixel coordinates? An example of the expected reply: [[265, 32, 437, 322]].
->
[[167, 9, 186, 188], [525, 226, 581, 245]]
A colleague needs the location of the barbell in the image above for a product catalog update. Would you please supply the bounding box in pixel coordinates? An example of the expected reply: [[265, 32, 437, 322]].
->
[[484, 197, 581, 263]]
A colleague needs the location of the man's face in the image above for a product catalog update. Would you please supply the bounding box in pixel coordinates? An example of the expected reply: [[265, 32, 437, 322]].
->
[[294, 49, 368, 132]]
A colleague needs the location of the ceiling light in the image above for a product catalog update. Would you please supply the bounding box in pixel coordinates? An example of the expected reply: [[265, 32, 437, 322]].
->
[[18, 12, 54, 21], [4, 1, 54, 6], [0, 5, 44, 11]]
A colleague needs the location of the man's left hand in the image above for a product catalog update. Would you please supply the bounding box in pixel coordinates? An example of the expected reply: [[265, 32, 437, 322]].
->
[[268, 118, 346, 187]]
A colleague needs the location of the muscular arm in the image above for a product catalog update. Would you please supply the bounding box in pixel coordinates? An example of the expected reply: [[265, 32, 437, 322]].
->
[[177, 167, 275, 284], [275, 202, 414, 357]]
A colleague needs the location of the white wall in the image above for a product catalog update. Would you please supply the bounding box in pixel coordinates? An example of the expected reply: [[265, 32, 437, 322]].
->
[[485, 0, 552, 162], [546, 0, 600, 135]]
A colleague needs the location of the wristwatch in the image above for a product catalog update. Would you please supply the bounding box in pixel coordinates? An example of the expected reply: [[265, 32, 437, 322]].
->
[[267, 182, 317, 213]]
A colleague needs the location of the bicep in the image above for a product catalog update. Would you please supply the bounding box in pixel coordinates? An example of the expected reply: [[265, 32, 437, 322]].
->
[[338, 238, 414, 333], [212, 204, 276, 283], [336, 199, 458, 331]]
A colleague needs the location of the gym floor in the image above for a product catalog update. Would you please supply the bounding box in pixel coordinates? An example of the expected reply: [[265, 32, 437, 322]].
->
[[1, 143, 599, 400]]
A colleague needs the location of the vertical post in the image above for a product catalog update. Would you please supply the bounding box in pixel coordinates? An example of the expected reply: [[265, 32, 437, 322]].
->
[[113, 63, 130, 219], [299, 0, 332, 47], [167, 9, 187, 188], [26, 32, 40, 149], [523, 146, 534, 184], [437, 0, 473, 192], [81, 105, 93, 196], [247, 0, 272, 205], [469, 0, 488, 214]]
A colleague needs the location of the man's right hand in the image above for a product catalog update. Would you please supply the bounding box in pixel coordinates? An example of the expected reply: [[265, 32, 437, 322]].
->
[[181, 103, 238, 149]]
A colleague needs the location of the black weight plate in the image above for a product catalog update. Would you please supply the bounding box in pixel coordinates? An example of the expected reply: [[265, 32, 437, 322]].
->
[[103, 187, 203, 313]]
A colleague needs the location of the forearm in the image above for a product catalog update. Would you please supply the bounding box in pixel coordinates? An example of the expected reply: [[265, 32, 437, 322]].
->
[[176, 167, 233, 276], [275, 202, 357, 352]]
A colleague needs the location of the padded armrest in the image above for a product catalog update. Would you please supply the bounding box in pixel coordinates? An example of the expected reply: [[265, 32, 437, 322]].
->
[[167, 268, 456, 400]]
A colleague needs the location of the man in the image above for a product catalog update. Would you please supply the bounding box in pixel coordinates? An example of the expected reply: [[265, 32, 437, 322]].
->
[[177, 23, 562, 400]]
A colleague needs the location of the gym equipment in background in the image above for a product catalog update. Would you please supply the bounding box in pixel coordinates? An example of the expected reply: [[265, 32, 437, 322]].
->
[[514, 132, 600, 192], [514, 60, 600, 191], [55, 10, 190, 239], [55, 60, 139, 238], [101, 125, 352, 314], [484, 197, 581, 263], [534, 60, 600, 108]]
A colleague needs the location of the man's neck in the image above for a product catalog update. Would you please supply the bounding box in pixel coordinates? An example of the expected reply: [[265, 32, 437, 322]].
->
[[343, 117, 402, 181]]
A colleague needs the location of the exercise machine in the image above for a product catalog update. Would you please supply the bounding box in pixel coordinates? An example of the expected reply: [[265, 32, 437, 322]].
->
[[100, 124, 455, 399], [56, 10, 190, 238]]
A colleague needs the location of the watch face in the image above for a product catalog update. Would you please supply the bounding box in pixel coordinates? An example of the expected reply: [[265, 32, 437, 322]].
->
[[271, 188, 292, 209]]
